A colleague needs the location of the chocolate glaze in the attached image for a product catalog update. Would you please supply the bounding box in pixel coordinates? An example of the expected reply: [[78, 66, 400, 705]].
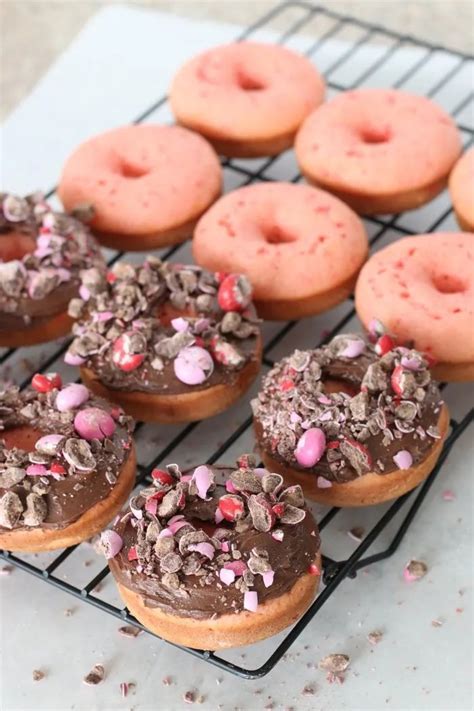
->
[[0, 381, 134, 531], [108, 462, 320, 620], [65, 259, 261, 395], [0, 192, 104, 332], [252, 334, 444, 483]]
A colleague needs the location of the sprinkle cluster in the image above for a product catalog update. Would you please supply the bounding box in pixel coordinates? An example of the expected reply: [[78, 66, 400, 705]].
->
[[0, 376, 133, 530], [0, 193, 103, 310], [65, 258, 260, 390], [252, 333, 443, 485], [104, 455, 319, 616]]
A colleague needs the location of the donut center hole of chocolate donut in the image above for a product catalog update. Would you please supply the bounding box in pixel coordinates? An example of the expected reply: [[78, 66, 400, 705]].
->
[[2, 426, 44, 453], [235, 68, 266, 92], [262, 223, 298, 245], [0, 231, 36, 261], [118, 160, 149, 179], [431, 273, 466, 294], [360, 126, 392, 144]]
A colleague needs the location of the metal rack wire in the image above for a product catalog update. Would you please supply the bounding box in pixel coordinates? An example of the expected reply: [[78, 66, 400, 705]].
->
[[1, 0, 473, 680]]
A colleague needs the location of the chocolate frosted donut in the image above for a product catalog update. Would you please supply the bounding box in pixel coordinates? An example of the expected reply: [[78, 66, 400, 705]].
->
[[0, 375, 135, 552], [252, 334, 449, 507], [66, 258, 262, 423], [105, 455, 321, 650], [0, 192, 104, 347]]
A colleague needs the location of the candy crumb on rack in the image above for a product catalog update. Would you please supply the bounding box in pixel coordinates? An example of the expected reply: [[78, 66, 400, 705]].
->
[[83, 664, 105, 686], [32, 670, 45, 682]]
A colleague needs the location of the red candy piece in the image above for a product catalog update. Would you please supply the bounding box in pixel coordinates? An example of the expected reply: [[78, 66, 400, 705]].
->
[[327, 440, 340, 449], [217, 274, 252, 312], [374, 334, 394, 356], [344, 438, 373, 469], [50, 462, 66, 475], [31, 372, 62, 393], [272, 503, 286, 518], [279, 379, 294, 392], [308, 563, 321, 576], [151, 469, 175, 486], [106, 271, 117, 283], [218, 495, 245, 522], [127, 547, 138, 561], [215, 271, 228, 284], [112, 335, 145, 372], [391, 365, 404, 395]]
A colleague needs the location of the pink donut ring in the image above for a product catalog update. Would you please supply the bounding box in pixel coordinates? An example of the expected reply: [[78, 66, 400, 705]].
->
[[355, 232, 474, 382], [58, 125, 222, 251], [193, 182, 369, 320], [295, 89, 462, 215], [170, 42, 325, 158], [449, 148, 474, 231]]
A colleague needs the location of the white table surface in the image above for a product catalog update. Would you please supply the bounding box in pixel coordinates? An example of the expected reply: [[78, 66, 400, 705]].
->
[[0, 6, 473, 711]]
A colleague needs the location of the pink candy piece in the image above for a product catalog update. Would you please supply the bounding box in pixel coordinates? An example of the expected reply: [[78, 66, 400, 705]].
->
[[400, 355, 422, 371], [93, 311, 114, 323], [318, 395, 332, 405], [100, 530, 123, 559], [219, 568, 235, 586], [290, 411, 301, 424], [56, 383, 90, 412], [368, 318, 385, 337], [442, 489, 456, 501], [393, 450, 413, 470], [262, 570, 274, 588], [220, 541, 230, 553], [74, 407, 116, 441], [214, 508, 224, 524], [243, 590, 258, 612], [194, 318, 210, 334], [57, 268, 71, 283], [174, 346, 214, 385], [340, 339, 365, 358], [253, 468, 269, 478], [168, 519, 190, 535], [271, 530, 284, 542], [35, 434, 63, 455], [26, 464, 48, 477], [225, 479, 238, 494], [188, 542, 215, 560], [192, 465, 213, 499], [295, 428, 326, 468], [224, 560, 247, 577], [65, 351, 86, 366], [158, 528, 173, 539], [171, 317, 189, 333], [79, 285, 91, 301], [145, 498, 158, 515], [317, 476, 333, 489]]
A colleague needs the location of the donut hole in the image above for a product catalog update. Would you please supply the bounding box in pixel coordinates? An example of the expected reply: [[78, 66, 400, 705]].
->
[[261, 223, 298, 245], [0, 231, 36, 261], [235, 68, 266, 92], [431, 273, 466, 294], [2, 426, 44, 453], [118, 160, 149, 179], [359, 125, 392, 145]]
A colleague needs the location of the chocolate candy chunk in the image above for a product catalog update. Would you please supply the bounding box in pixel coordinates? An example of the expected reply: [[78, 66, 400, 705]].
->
[[230, 468, 263, 494], [0, 491, 23, 528], [261, 473, 284, 495], [319, 654, 350, 673], [279, 504, 306, 525], [155, 332, 194, 359], [278, 484, 305, 508], [339, 439, 372, 475], [362, 362, 388, 392], [23, 492, 47, 527], [178, 530, 209, 555], [161, 572, 180, 589], [154, 537, 176, 559], [62, 438, 96, 472], [0, 261, 27, 297], [0, 466, 26, 488], [248, 494, 275, 532], [158, 489, 181, 518], [160, 551, 183, 574], [349, 391, 369, 421], [248, 553, 272, 575]]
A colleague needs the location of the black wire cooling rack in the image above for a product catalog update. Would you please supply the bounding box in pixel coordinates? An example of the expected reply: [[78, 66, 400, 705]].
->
[[1, 0, 473, 680]]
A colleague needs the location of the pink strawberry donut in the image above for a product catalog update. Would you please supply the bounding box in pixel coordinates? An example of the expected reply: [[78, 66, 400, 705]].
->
[[170, 42, 325, 158], [58, 125, 222, 251], [355, 232, 474, 382], [449, 148, 474, 231], [295, 89, 462, 215], [193, 182, 369, 321]]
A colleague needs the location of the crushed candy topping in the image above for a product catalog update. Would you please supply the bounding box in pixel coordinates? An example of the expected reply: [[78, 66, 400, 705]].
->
[[0, 378, 134, 531], [0, 192, 104, 317], [252, 334, 443, 483], [65, 258, 260, 394], [105, 459, 320, 619]]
